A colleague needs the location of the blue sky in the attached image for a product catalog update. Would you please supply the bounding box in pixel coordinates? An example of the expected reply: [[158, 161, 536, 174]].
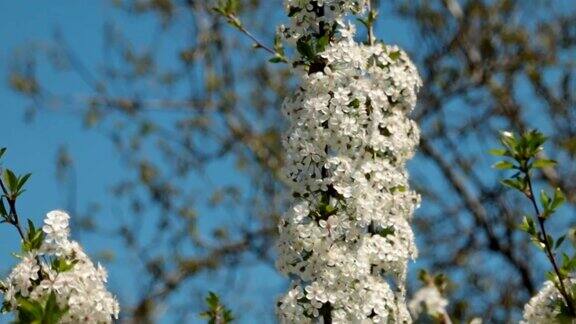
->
[[0, 1, 118, 263]]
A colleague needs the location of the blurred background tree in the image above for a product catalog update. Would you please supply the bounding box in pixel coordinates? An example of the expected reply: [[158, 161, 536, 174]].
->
[[3, 0, 575, 322]]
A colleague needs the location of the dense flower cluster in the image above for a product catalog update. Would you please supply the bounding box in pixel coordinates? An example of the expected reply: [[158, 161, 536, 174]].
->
[[1, 210, 120, 323], [521, 280, 574, 323], [408, 285, 449, 321], [276, 0, 422, 322], [283, 0, 367, 41]]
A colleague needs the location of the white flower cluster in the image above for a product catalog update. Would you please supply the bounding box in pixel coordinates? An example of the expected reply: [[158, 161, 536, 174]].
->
[[521, 280, 574, 324], [276, 1, 422, 323], [1, 210, 120, 323], [283, 0, 368, 41], [408, 285, 449, 321]]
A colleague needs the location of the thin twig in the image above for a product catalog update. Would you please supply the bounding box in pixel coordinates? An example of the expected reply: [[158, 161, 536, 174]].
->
[[367, 1, 375, 45], [525, 170, 575, 315], [226, 14, 276, 55], [0, 173, 45, 281], [0, 177, 25, 241]]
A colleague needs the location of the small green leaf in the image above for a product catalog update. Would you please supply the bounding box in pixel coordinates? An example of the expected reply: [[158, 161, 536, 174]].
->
[[545, 270, 557, 283], [42, 291, 68, 324], [51, 258, 76, 273], [417, 269, 430, 283], [488, 148, 507, 156], [499, 131, 517, 151], [551, 188, 566, 211], [296, 36, 315, 60], [0, 198, 6, 216], [316, 34, 330, 53], [519, 216, 536, 236], [348, 98, 360, 109], [389, 50, 401, 61], [17, 173, 32, 191], [540, 190, 551, 210], [555, 235, 566, 250], [27, 219, 36, 241], [269, 56, 286, 63], [206, 292, 219, 309], [501, 178, 524, 192], [492, 161, 514, 170], [391, 185, 407, 193], [201, 291, 234, 324], [433, 273, 447, 289], [17, 298, 44, 321], [533, 159, 557, 169], [4, 169, 18, 193], [0, 148, 6, 159], [375, 226, 395, 238]]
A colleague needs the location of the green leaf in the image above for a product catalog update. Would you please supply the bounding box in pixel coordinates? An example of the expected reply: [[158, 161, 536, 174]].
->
[[23, 224, 45, 252], [268, 56, 286, 64], [51, 258, 76, 273], [501, 178, 524, 192], [0, 198, 6, 217], [551, 188, 566, 211], [417, 269, 430, 283], [273, 32, 285, 55], [488, 148, 507, 156], [0, 148, 6, 160], [545, 270, 558, 284], [201, 291, 234, 324], [296, 36, 315, 61], [17, 298, 44, 321], [533, 159, 557, 169], [17, 173, 32, 191], [4, 169, 18, 194], [540, 190, 551, 210], [27, 219, 35, 234], [316, 34, 330, 53], [348, 98, 360, 109], [519, 216, 536, 236], [499, 131, 517, 151], [525, 130, 547, 154], [41, 291, 68, 324], [375, 226, 395, 238], [206, 292, 219, 309], [389, 50, 401, 61], [391, 185, 407, 193], [492, 161, 514, 170], [434, 273, 447, 288], [556, 235, 566, 250]]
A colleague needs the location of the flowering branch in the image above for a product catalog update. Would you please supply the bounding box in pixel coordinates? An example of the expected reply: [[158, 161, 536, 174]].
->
[[492, 130, 576, 321], [409, 270, 452, 324], [275, 1, 422, 322], [524, 170, 574, 315], [0, 148, 29, 241], [0, 148, 120, 323]]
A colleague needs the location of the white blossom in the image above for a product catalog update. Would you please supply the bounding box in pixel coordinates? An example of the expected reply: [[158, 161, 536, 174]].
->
[[521, 280, 575, 324], [409, 285, 449, 320], [276, 1, 422, 322], [1, 210, 120, 323]]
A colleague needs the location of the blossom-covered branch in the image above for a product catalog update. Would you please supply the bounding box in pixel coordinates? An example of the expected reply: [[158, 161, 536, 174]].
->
[[492, 131, 576, 322], [275, 1, 422, 322], [0, 149, 119, 323]]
